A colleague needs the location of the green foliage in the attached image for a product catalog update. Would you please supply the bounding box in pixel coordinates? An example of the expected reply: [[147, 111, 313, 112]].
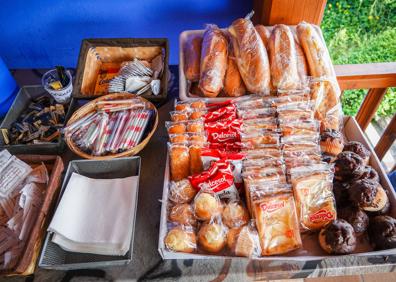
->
[[321, 0, 396, 117]]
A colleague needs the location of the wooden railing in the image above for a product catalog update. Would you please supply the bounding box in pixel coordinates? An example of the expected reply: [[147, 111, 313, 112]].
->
[[335, 62, 396, 166]]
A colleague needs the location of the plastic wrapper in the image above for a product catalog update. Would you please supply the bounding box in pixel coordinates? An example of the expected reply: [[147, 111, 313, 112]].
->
[[241, 118, 278, 131], [189, 110, 207, 120], [224, 41, 246, 97], [192, 190, 222, 221], [277, 108, 314, 121], [205, 119, 242, 144], [243, 146, 282, 160], [290, 163, 336, 231], [241, 132, 280, 148], [227, 221, 262, 257], [166, 121, 187, 135], [197, 219, 228, 253], [281, 133, 319, 144], [234, 95, 270, 110], [169, 133, 189, 144], [183, 34, 202, 82], [222, 201, 249, 228], [189, 160, 238, 201], [168, 143, 190, 181], [198, 24, 228, 98], [164, 225, 197, 253], [174, 100, 207, 112], [170, 111, 189, 122], [189, 144, 204, 175], [203, 103, 237, 123], [251, 191, 302, 255], [237, 107, 275, 120], [279, 119, 319, 137], [266, 91, 310, 107], [228, 16, 271, 94], [268, 24, 303, 90], [168, 179, 197, 204], [186, 120, 205, 134], [168, 203, 197, 226]]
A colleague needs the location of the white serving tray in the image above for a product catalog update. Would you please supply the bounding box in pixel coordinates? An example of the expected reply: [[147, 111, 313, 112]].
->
[[158, 116, 396, 260]]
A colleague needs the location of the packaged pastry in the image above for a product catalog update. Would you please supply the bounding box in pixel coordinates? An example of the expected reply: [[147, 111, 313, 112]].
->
[[169, 143, 190, 181], [243, 146, 282, 160], [294, 37, 308, 84], [268, 24, 301, 90], [279, 119, 319, 137], [234, 95, 270, 110], [174, 100, 207, 112], [368, 216, 396, 250], [318, 219, 356, 255], [166, 121, 187, 135], [268, 92, 310, 107], [290, 163, 336, 231], [164, 226, 197, 253], [187, 120, 205, 134], [227, 223, 261, 257], [222, 201, 250, 228], [169, 179, 197, 204], [198, 220, 227, 253], [188, 133, 207, 144], [169, 203, 197, 226], [320, 129, 344, 156], [189, 144, 204, 175], [255, 25, 270, 48], [190, 110, 207, 120], [228, 17, 270, 94], [237, 107, 276, 120], [170, 111, 189, 122], [169, 133, 189, 144], [224, 40, 246, 97], [241, 132, 280, 148], [199, 25, 228, 97], [193, 190, 222, 221], [252, 192, 302, 255], [241, 118, 278, 131], [189, 160, 238, 201], [184, 34, 202, 82], [205, 119, 242, 144], [204, 103, 237, 123]]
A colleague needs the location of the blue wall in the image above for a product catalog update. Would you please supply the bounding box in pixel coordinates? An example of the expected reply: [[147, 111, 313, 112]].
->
[[0, 0, 252, 68]]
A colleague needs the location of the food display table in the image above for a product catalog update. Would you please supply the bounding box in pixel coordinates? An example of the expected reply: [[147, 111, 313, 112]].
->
[[2, 67, 396, 282]]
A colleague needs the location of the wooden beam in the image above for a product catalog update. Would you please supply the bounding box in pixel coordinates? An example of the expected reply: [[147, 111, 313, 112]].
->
[[253, 0, 327, 25], [355, 88, 387, 130], [375, 114, 396, 160], [335, 62, 396, 90]]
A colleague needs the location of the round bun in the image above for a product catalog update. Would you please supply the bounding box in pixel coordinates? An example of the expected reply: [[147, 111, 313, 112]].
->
[[343, 141, 370, 164], [222, 202, 249, 228], [169, 179, 197, 204], [338, 207, 369, 235], [320, 129, 344, 156], [168, 204, 197, 226], [362, 185, 390, 216], [194, 192, 221, 221], [348, 179, 378, 207], [319, 219, 356, 254], [334, 151, 365, 181], [368, 216, 396, 250], [164, 226, 197, 253], [198, 222, 227, 253]]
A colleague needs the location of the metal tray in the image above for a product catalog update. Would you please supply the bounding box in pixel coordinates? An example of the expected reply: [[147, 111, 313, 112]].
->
[[38, 157, 141, 270], [0, 85, 76, 155]]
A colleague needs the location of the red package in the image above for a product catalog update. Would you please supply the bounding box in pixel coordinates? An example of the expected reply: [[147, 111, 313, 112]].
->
[[203, 104, 237, 123], [189, 160, 238, 200], [205, 119, 242, 144], [209, 142, 243, 152]]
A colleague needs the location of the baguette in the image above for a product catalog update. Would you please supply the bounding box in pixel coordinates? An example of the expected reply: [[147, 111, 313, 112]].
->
[[296, 22, 336, 79], [184, 34, 202, 81], [224, 39, 246, 97], [294, 38, 308, 82], [198, 25, 228, 98], [255, 25, 270, 49], [229, 18, 270, 94], [268, 24, 300, 90]]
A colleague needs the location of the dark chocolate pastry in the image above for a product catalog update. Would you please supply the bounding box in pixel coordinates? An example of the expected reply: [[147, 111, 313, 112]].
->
[[348, 179, 378, 207], [343, 141, 370, 164], [319, 219, 357, 254], [368, 216, 396, 250], [364, 185, 390, 216], [338, 207, 369, 235], [320, 130, 344, 156], [333, 181, 350, 209], [359, 165, 379, 183], [334, 151, 365, 181]]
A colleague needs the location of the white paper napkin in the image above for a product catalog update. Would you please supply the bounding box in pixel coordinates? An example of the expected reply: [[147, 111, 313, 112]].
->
[[48, 172, 137, 256]]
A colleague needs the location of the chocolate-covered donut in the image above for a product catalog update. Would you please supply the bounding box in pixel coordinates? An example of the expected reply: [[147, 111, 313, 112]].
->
[[338, 207, 369, 235], [359, 166, 379, 183], [334, 151, 365, 181], [348, 179, 378, 207], [343, 141, 370, 164], [333, 181, 350, 209], [368, 216, 396, 250], [319, 219, 356, 254]]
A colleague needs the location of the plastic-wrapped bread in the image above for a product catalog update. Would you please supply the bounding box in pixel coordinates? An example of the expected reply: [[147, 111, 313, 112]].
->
[[296, 22, 336, 79], [255, 25, 271, 48], [228, 18, 270, 94], [268, 24, 300, 90], [294, 37, 308, 82], [224, 40, 246, 97], [198, 25, 228, 97], [184, 34, 202, 81]]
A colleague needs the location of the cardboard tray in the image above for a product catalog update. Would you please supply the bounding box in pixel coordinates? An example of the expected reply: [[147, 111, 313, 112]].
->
[[38, 157, 141, 270], [178, 25, 333, 101], [1, 155, 64, 276], [73, 38, 169, 103], [0, 86, 76, 155], [158, 116, 396, 260]]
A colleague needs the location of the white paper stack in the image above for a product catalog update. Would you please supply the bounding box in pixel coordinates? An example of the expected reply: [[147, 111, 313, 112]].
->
[[48, 172, 137, 256]]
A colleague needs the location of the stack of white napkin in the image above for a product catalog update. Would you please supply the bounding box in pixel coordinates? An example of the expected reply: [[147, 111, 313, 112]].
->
[[48, 172, 137, 256]]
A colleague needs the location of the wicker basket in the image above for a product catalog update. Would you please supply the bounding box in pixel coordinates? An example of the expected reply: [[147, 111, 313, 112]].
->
[[65, 93, 158, 159]]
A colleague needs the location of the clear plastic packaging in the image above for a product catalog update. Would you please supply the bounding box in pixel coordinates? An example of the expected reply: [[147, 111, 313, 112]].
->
[[168, 143, 190, 181], [168, 179, 197, 204], [168, 203, 197, 226], [166, 121, 187, 135], [290, 163, 336, 231], [241, 132, 280, 148], [192, 190, 222, 221], [186, 120, 205, 134], [222, 201, 249, 228], [226, 221, 262, 257], [279, 119, 319, 137], [169, 134, 189, 144], [237, 107, 276, 120], [197, 218, 228, 253], [170, 111, 189, 122], [164, 225, 197, 253], [174, 100, 207, 112]]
